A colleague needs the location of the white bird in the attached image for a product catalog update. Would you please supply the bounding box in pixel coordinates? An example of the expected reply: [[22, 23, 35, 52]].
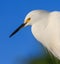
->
[[9, 10, 60, 59]]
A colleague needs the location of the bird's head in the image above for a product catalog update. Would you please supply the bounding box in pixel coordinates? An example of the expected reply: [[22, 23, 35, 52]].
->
[[9, 10, 48, 37], [24, 10, 44, 26]]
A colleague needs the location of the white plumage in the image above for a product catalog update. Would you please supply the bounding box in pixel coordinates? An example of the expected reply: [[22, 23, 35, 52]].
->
[[24, 10, 60, 59]]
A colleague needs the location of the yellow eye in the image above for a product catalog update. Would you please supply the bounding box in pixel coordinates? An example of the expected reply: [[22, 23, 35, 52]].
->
[[26, 18, 31, 23]]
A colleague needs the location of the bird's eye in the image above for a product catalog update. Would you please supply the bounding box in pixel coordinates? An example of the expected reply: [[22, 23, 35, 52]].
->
[[26, 18, 31, 23]]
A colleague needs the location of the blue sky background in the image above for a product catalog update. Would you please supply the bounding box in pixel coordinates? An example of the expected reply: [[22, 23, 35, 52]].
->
[[0, 0, 60, 64]]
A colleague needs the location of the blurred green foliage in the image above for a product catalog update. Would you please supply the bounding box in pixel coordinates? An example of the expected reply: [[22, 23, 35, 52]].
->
[[29, 49, 60, 64]]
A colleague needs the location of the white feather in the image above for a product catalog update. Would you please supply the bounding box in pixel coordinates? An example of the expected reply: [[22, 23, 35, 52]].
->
[[25, 10, 60, 59]]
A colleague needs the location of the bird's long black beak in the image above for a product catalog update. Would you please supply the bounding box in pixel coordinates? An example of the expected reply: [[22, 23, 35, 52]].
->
[[9, 23, 26, 38]]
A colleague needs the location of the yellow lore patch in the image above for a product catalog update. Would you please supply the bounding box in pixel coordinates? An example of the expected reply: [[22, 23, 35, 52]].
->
[[26, 18, 31, 23]]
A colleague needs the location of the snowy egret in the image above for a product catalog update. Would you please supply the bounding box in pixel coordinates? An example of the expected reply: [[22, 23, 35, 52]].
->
[[9, 10, 60, 59]]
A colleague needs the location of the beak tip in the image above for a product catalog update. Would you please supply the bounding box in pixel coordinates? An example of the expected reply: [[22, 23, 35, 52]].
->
[[9, 34, 13, 38], [9, 35, 12, 38]]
